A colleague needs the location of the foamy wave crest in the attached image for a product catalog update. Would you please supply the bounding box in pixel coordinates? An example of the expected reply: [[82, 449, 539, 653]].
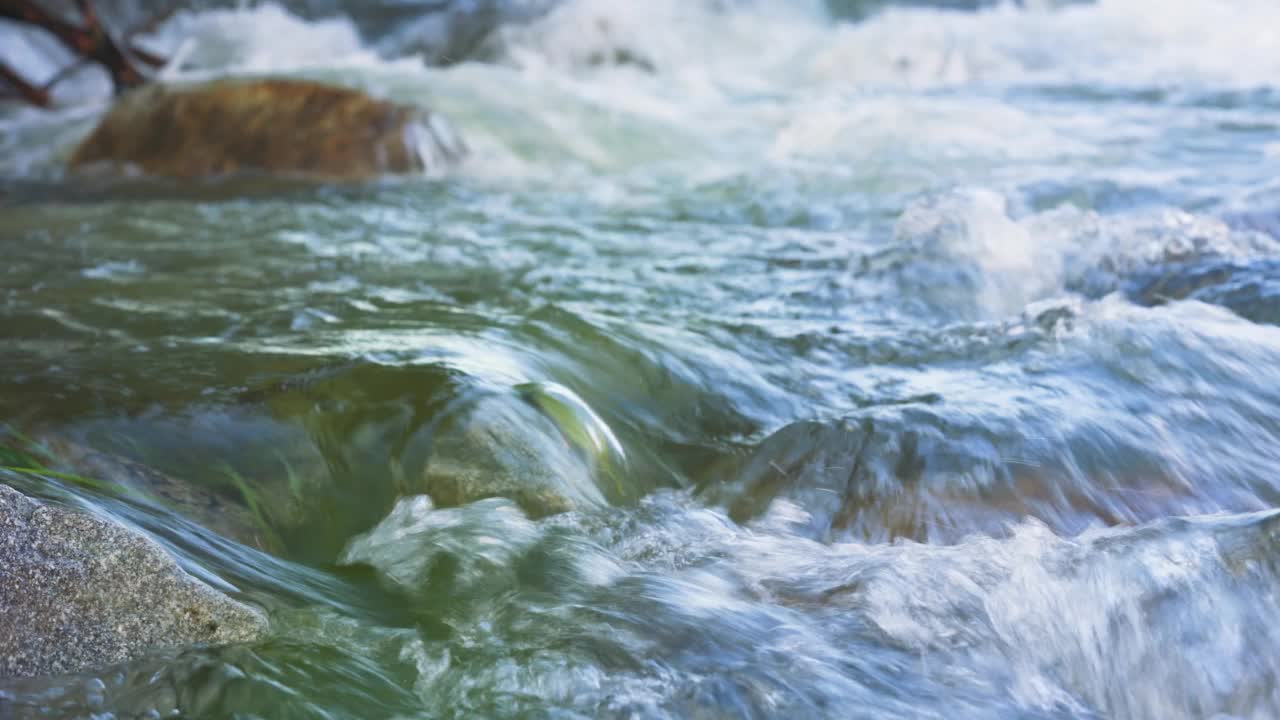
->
[[807, 0, 1280, 90], [151, 3, 390, 75], [486, 0, 827, 76], [891, 189, 1063, 318], [487, 0, 1280, 92], [768, 94, 1085, 165], [889, 189, 1280, 320]]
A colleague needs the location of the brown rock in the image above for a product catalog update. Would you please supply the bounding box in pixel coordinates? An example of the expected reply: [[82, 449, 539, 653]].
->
[[67, 77, 465, 180]]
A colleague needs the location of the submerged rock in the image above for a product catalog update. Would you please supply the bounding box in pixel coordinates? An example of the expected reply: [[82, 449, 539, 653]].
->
[[27, 433, 275, 551], [699, 411, 1204, 543], [1126, 257, 1280, 325], [67, 78, 466, 180], [0, 484, 267, 679], [421, 390, 610, 517]]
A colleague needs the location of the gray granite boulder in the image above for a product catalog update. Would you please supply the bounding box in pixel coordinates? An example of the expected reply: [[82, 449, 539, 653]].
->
[[0, 485, 267, 679]]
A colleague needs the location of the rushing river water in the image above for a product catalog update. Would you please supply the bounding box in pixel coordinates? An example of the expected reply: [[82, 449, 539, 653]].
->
[[4, 0, 1280, 716]]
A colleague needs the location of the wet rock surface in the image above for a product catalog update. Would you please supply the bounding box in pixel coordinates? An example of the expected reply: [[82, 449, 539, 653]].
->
[[68, 78, 466, 180], [0, 484, 267, 680], [699, 409, 1217, 543], [420, 390, 609, 517], [1126, 257, 1280, 325]]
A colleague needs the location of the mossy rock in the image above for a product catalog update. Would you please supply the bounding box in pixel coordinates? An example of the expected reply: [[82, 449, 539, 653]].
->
[[68, 77, 465, 180]]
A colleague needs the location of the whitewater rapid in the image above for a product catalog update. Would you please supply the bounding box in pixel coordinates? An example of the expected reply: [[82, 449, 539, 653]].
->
[[3, 0, 1280, 717]]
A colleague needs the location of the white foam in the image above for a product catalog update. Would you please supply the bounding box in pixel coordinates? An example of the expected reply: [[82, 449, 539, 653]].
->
[[893, 189, 1063, 318], [806, 0, 1280, 90], [150, 3, 389, 75], [7, 0, 1280, 181], [491, 0, 1280, 92], [890, 188, 1280, 320], [450, 0, 1280, 180]]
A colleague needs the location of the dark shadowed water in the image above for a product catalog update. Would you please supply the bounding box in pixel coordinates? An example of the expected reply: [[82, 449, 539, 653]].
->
[[3, 0, 1280, 717]]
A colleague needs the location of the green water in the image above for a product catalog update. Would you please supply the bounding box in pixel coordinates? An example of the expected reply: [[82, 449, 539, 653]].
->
[[5, 0, 1280, 717]]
